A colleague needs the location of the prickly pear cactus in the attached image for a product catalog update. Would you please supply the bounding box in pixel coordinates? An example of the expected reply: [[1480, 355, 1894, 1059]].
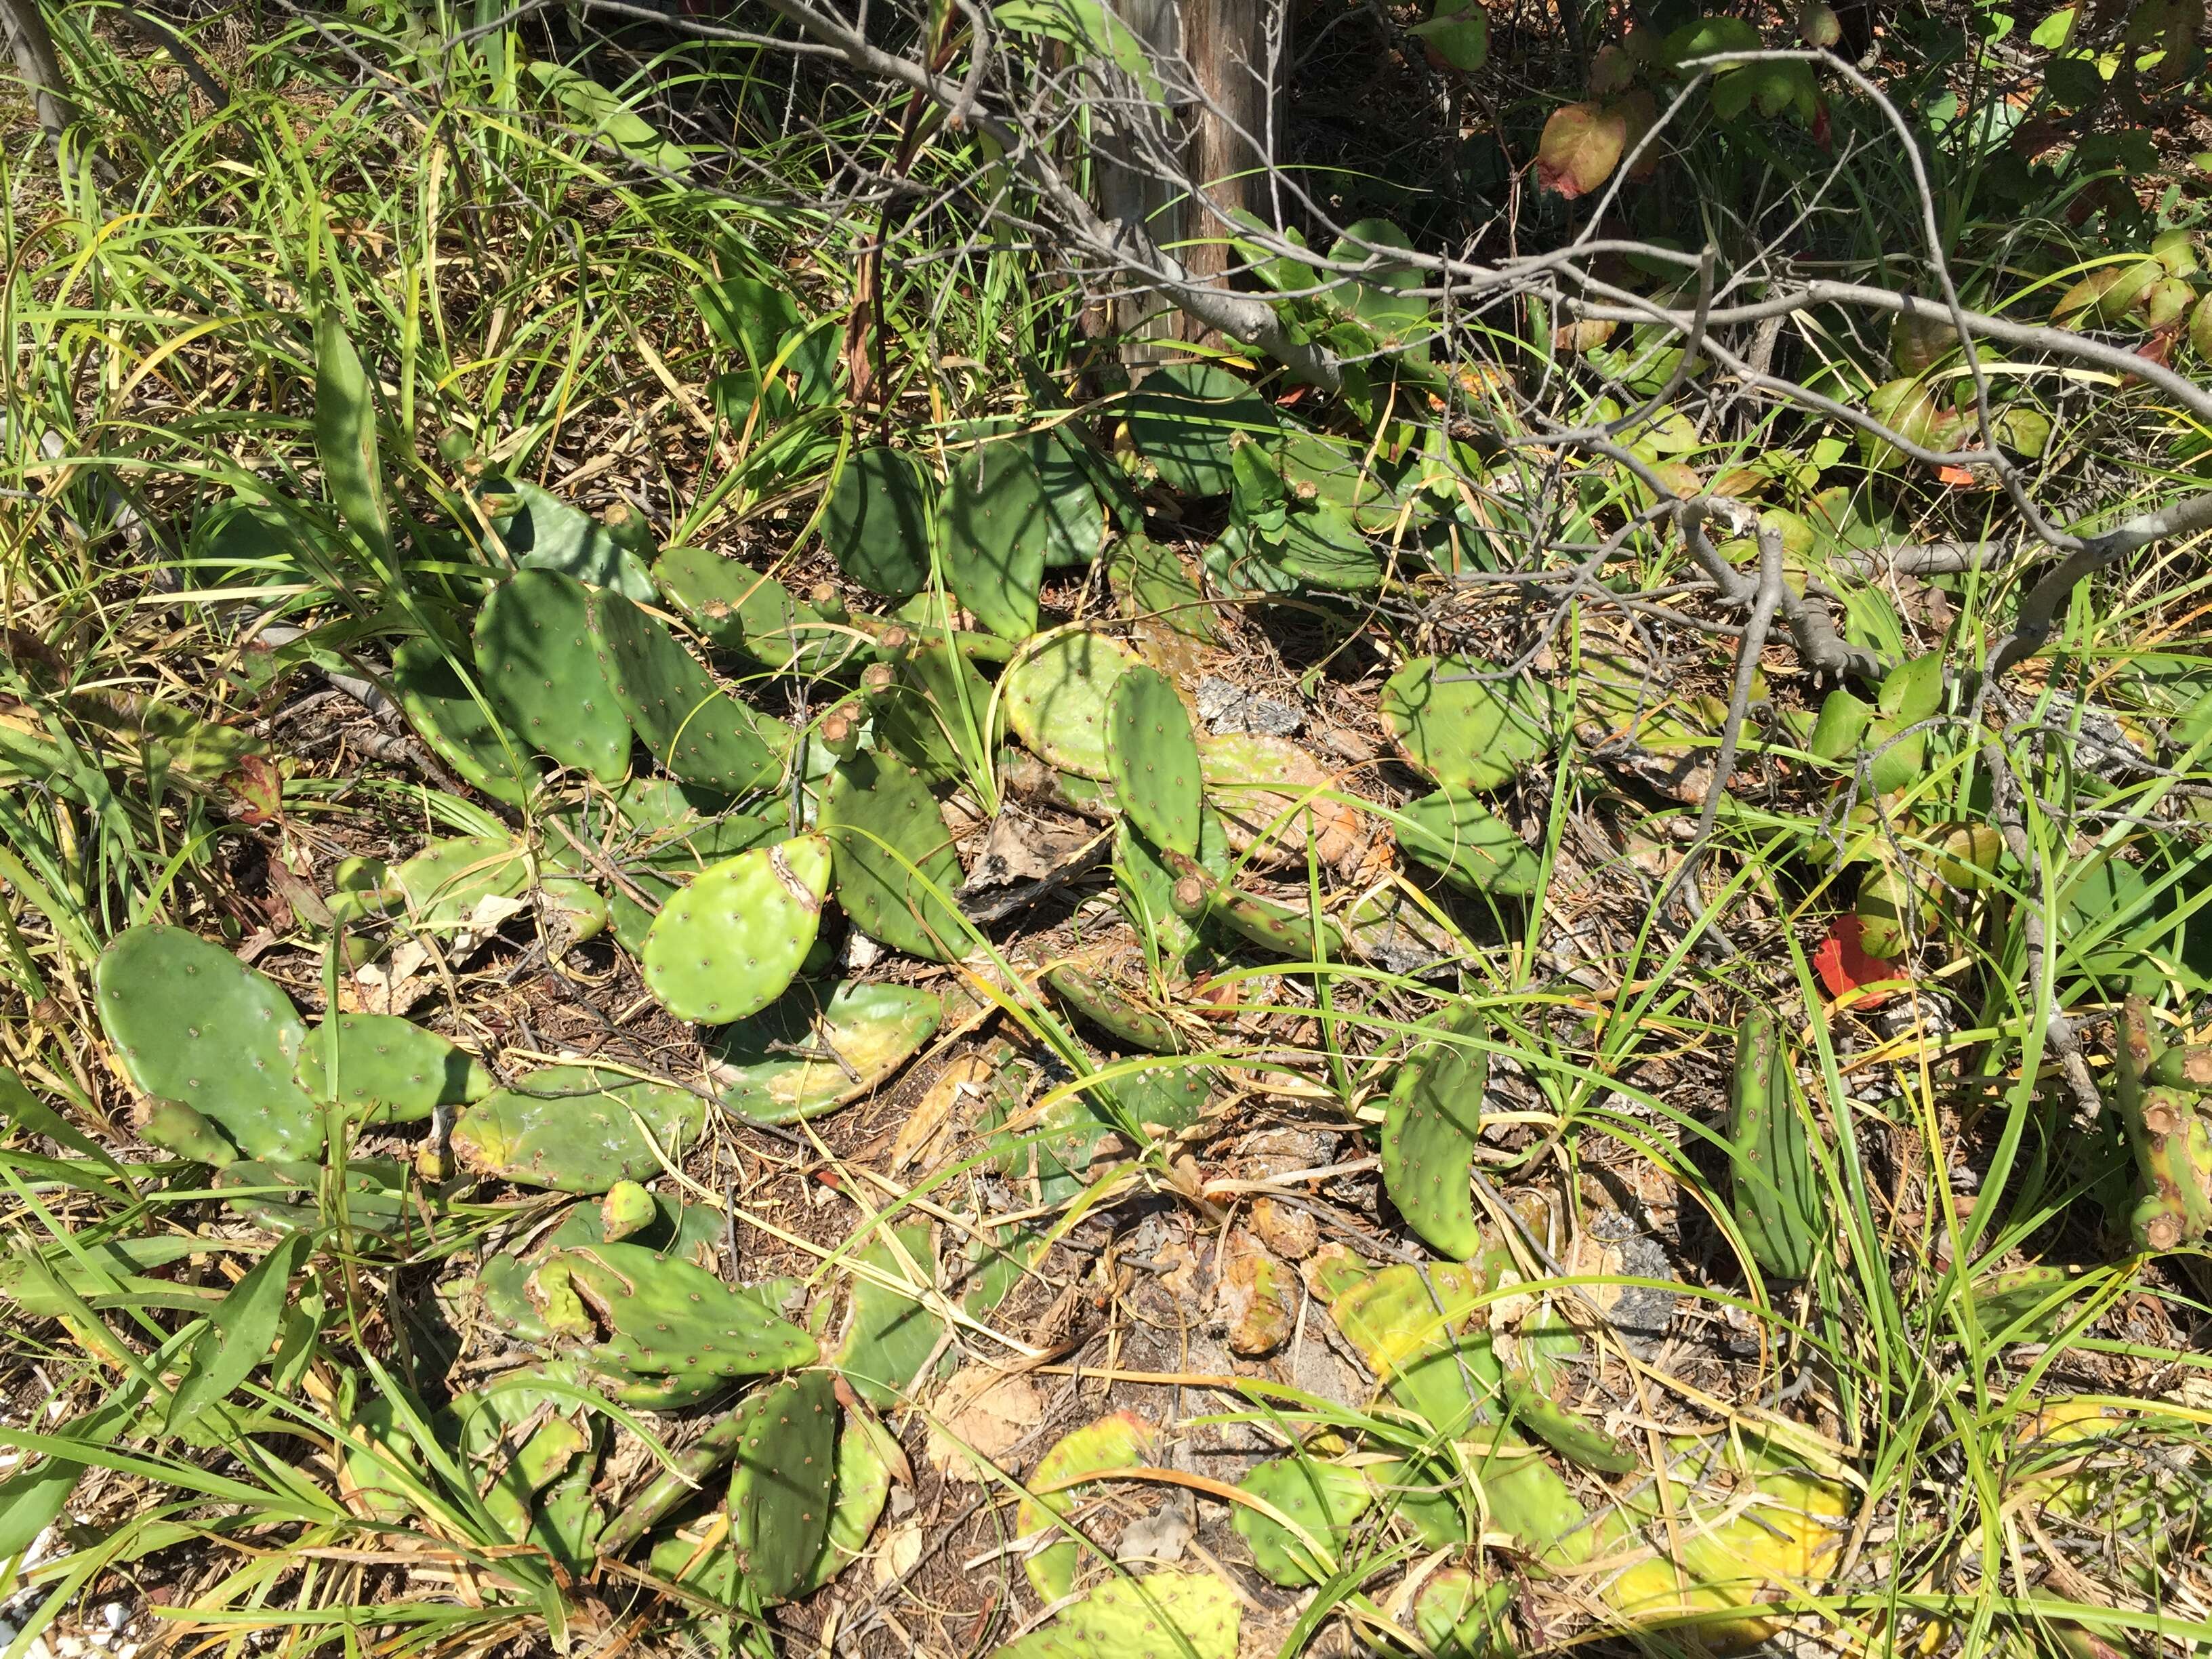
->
[[213, 1157, 419, 1236], [1124, 360, 1282, 498], [865, 636, 995, 787], [713, 980, 947, 1124], [552, 1239, 819, 1380], [474, 569, 632, 783], [293, 1013, 493, 1124], [590, 589, 783, 794], [1367, 1458, 1464, 1547], [640, 836, 830, 1023], [1107, 665, 1202, 857], [987, 1572, 1241, 1659], [1043, 963, 1182, 1054], [1311, 1252, 1500, 1436], [389, 637, 539, 806], [941, 436, 1048, 641], [1002, 630, 1141, 779], [1113, 808, 1227, 975], [833, 1221, 943, 1409], [1725, 1008, 1821, 1280], [2114, 996, 2212, 1252], [1500, 1369, 1637, 1474], [599, 1179, 657, 1242], [1016, 1411, 1156, 1603], [1413, 1568, 1513, 1659], [137, 1099, 238, 1164], [801, 1410, 900, 1593], [1395, 790, 1544, 897], [1381, 999, 1490, 1258], [821, 446, 934, 599], [1380, 654, 1561, 792], [728, 1368, 838, 1602], [1232, 1456, 1372, 1586], [653, 546, 837, 671], [95, 925, 319, 1161], [821, 750, 966, 962], [390, 836, 529, 930], [1162, 848, 1344, 958], [451, 1065, 708, 1193]]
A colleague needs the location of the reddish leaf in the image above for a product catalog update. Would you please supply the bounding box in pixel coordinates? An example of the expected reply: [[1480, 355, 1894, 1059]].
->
[[1814, 912, 1906, 1008], [1536, 102, 1628, 199], [226, 754, 283, 826], [1935, 464, 1978, 487]]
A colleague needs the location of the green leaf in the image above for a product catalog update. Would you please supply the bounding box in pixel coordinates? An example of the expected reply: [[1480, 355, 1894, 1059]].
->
[[2028, 7, 2075, 49], [165, 1231, 310, 1430], [1405, 0, 1488, 70], [525, 61, 690, 177], [993, 0, 1164, 103], [312, 304, 388, 558]]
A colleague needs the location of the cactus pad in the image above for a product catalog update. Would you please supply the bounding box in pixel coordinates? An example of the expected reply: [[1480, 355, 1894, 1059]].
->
[[2114, 997, 2212, 1252], [941, 436, 1048, 641], [1381, 999, 1491, 1258], [599, 1180, 658, 1242], [1413, 1568, 1513, 1658], [95, 925, 319, 1161], [138, 1099, 239, 1164], [553, 1239, 819, 1379], [1380, 655, 1561, 791], [1162, 848, 1344, 959], [1002, 630, 1141, 778], [640, 835, 830, 1023], [1113, 809, 1227, 973], [1108, 535, 1220, 641], [1395, 790, 1544, 897], [590, 589, 783, 794], [389, 637, 538, 806], [451, 1065, 708, 1193], [823, 447, 934, 598], [1125, 361, 1281, 497], [1232, 1456, 1371, 1586], [654, 546, 839, 671], [214, 1157, 419, 1237], [294, 1013, 493, 1125], [474, 570, 632, 783], [821, 750, 966, 961], [864, 637, 994, 787], [987, 1573, 1240, 1659], [1500, 1370, 1637, 1474], [802, 1411, 900, 1592], [833, 1221, 943, 1409], [1107, 665, 1202, 857], [728, 1368, 839, 1602], [1726, 1008, 1821, 1280], [1043, 963, 1182, 1054], [1017, 1410, 1156, 1603], [1310, 1252, 1500, 1435], [390, 836, 531, 930], [711, 980, 945, 1124]]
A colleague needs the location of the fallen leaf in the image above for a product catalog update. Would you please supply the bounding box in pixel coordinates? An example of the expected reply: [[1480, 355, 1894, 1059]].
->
[[924, 1367, 1043, 1481], [890, 1052, 993, 1174], [1935, 464, 1978, 487], [1814, 912, 1905, 1009], [873, 1519, 924, 1587], [225, 754, 284, 825], [1536, 101, 1627, 198]]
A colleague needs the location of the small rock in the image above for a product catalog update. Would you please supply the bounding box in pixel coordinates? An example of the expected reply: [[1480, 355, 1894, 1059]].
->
[[1872, 992, 1954, 1042], [1117, 1495, 1195, 1565]]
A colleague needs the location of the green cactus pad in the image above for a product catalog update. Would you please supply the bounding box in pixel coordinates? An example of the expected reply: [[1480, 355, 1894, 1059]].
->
[[1017, 1410, 1156, 1603], [390, 836, 530, 930], [1109, 1063, 1211, 1136], [1382, 999, 1491, 1258], [1380, 655, 1561, 791], [1367, 1458, 1465, 1547], [1413, 1568, 1513, 1658], [1107, 535, 1220, 641], [821, 750, 967, 961], [1162, 848, 1343, 959], [728, 1368, 839, 1603], [474, 569, 632, 783], [941, 436, 1048, 640], [451, 1065, 708, 1193], [214, 1158, 419, 1237], [1311, 1253, 1500, 1435], [1471, 1437, 1593, 1561], [1113, 808, 1228, 974], [653, 547, 840, 671], [1726, 1008, 1821, 1280], [865, 637, 995, 787], [802, 1410, 899, 1592], [834, 1221, 943, 1409], [2114, 997, 2212, 1252], [138, 1099, 239, 1164], [1107, 665, 1202, 857], [711, 980, 945, 1124], [1125, 361, 1281, 497], [1002, 630, 1141, 778], [1232, 1456, 1372, 1586], [987, 1573, 1240, 1659], [1500, 1370, 1637, 1474], [590, 590, 783, 794], [599, 1180, 658, 1242], [640, 835, 830, 1023], [485, 477, 656, 598], [1395, 790, 1544, 897], [95, 924, 319, 1161], [1042, 964, 1182, 1054], [556, 1239, 819, 1378], [390, 637, 539, 806], [293, 1013, 493, 1125], [823, 447, 934, 598]]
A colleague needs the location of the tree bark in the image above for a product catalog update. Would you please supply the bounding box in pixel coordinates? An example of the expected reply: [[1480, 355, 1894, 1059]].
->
[[1179, 0, 1269, 283], [0, 0, 77, 157]]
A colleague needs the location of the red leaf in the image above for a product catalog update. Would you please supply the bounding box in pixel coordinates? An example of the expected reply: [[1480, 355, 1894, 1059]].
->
[[1536, 102, 1628, 199], [1814, 912, 1906, 1009], [225, 754, 284, 826]]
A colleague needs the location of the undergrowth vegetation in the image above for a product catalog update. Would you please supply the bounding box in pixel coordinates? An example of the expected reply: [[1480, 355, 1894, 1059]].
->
[[5, 1, 2212, 1656]]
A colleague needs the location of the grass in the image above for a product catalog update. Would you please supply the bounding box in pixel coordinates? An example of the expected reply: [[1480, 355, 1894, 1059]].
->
[[4, 3, 2212, 1658]]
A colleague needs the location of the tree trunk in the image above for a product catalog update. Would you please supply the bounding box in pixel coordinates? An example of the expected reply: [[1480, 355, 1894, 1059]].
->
[[0, 0, 77, 158], [1179, 0, 1271, 284]]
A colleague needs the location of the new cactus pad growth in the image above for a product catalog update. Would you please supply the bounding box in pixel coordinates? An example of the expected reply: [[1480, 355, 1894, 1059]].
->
[[590, 589, 783, 793], [821, 750, 966, 961], [1381, 999, 1490, 1259], [640, 835, 830, 1023], [96, 925, 320, 1161], [728, 1368, 838, 1602], [1106, 664, 1202, 856], [1380, 654, 1561, 790], [653, 547, 834, 670], [1043, 963, 1182, 1053], [451, 1065, 708, 1192], [474, 570, 632, 782], [137, 1099, 238, 1164], [1725, 1008, 1822, 1280], [1162, 848, 1344, 958], [294, 1013, 493, 1124], [598, 1180, 658, 1242], [2114, 997, 2212, 1252], [1501, 1370, 1638, 1474]]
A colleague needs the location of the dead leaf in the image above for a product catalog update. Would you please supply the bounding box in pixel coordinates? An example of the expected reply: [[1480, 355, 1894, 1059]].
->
[[962, 813, 1053, 892], [1536, 101, 1627, 198], [1218, 1236, 1295, 1358], [1250, 1197, 1319, 1261], [890, 1053, 993, 1174], [924, 1367, 1043, 1481], [873, 1519, 924, 1587]]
